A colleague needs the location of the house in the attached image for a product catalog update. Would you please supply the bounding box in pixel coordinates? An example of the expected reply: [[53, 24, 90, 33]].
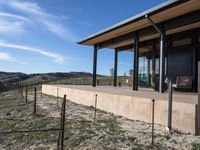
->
[[78, 0, 200, 93], [43, 0, 200, 134]]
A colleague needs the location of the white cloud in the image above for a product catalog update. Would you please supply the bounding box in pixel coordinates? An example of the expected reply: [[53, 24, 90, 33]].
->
[[0, 40, 65, 63], [3, 0, 78, 41], [0, 52, 12, 61], [0, 12, 29, 35], [0, 51, 29, 65], [0, 12, 29, 22], [0, 20, 25, 35], [41, 20, 77, 41]]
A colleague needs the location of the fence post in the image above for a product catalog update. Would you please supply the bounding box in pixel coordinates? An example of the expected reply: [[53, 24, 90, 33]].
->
[[34, 87, 37, 115], [57, 87, 59, 106], [93, 94, 98, 124], [31, 84, 33, 95], [25, 85, 28, 103], [167, 79, 173, 131], [18, 82, 21, 94], [61, 95, 66, 150], [21, 83, 23, 101], [41, 84, 42, 99], [152, 99, 155, 146]]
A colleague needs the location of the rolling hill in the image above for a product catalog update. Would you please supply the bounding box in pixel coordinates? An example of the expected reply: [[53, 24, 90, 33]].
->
[[0, 71, 98, 92]]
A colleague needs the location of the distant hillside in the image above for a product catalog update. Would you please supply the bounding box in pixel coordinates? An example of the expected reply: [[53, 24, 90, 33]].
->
[[0, 71, 102, 92], [30, 72, 94, 78], [0, 72, 28, 81], [0, 72, 29, 90]]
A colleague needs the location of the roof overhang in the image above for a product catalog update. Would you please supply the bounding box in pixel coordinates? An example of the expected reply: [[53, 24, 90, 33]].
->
[[78, 0, 200, 49]]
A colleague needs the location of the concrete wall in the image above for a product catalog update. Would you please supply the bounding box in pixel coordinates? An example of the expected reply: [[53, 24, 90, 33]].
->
[[42, 84, 196, 134]]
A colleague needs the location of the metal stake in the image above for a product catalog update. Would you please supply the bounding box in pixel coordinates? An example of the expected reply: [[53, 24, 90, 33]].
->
[[94, 94, 98, 124], [21, 84, 23, 101], [25, 86, 28, 103], [34, 87, 37, 115], [152, 99, 155, 146], [61, 95, 66, 150], [168, 80, 173, 131], [57, 87, 59, 106]]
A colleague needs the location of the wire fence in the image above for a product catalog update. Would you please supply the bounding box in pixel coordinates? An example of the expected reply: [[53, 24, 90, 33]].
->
[[0, 85, 66, 150], [0, 78, 178, 149]]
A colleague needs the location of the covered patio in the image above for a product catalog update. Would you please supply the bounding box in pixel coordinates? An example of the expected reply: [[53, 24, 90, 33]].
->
[[41, 0, 200, 135], [78, 0, 200, 93]]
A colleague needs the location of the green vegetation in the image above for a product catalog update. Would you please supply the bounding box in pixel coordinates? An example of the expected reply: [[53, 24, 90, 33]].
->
[[65, 120, 96, 149], [192, 142, 200, 150], [97, 116, 122, 134]]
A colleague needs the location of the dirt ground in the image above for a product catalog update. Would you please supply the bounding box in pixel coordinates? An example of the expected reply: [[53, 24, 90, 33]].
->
[[1, 88, 200, 150]]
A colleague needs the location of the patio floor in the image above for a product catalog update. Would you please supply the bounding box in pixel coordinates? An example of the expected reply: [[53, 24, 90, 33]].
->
[[53, 85, 198, 104]]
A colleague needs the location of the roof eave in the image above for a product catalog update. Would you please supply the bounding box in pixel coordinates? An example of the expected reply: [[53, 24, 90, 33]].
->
[[77, 0, 188, 45]]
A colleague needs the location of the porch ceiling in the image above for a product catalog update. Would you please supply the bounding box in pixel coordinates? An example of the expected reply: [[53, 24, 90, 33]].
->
[[78, 0, 200, 49], [112, 21, 200, 51]]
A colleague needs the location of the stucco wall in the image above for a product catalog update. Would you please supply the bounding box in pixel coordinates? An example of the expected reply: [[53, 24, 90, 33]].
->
[[42, 84, 196, 134]]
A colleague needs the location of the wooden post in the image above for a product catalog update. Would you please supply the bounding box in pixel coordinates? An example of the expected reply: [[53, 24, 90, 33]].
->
[[93, 94, 98, 124], [152, 99, 155, 145], [34, 87, 37, 115], [61, 95, 66, 150]]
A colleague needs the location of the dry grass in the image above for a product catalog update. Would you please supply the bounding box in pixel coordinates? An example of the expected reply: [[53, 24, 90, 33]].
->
[[1, 89, 200, 150]]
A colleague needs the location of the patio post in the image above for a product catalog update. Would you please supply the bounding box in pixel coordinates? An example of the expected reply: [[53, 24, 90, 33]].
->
[[92, 46, 98, 87], [114, 49, 118, 87], [152, 40, 156, 79], [192, 32, 198, 92], [159, 32, 165, 93], [145, 15, 165, 93], [147, 58, 151, 87], [133, 36, 139, 91]]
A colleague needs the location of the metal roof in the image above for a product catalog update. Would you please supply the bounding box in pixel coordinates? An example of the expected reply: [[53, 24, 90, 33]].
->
[[77, 0, 186, 44]]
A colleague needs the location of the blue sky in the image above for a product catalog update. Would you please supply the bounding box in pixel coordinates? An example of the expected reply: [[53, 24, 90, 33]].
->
[[0, 0, 165, 75]]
